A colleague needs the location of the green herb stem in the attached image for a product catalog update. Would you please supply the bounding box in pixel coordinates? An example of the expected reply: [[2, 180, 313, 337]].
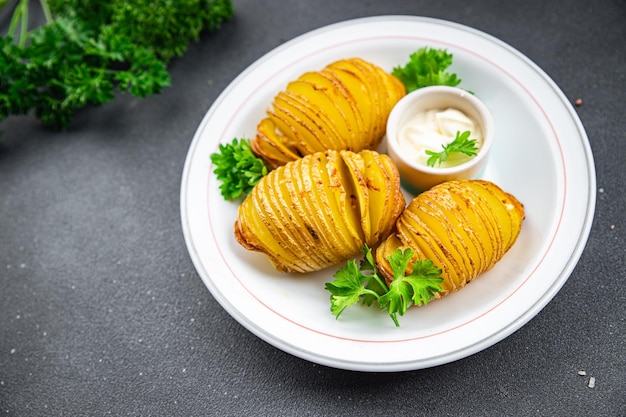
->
[[7, 0, 28, 44], [40, 0, 53, 24]]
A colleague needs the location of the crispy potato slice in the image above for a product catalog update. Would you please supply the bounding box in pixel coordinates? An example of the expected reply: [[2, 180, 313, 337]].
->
[[307, 152, 362, 262], [324, 150, 364, 246], [358, 150, 405, 245], [253, 118, 301, 169], [299, 71, 363, 146], [332, 59, 381, 138], [270, 94, 329, 153], [324, 65, 372, 149], [284, 80, 350, 143], [268, 160, 329, 269], [275, 91, 342, 151]]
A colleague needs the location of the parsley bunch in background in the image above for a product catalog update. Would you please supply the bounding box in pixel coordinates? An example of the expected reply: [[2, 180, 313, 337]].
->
[[0, 0, 234, 132]]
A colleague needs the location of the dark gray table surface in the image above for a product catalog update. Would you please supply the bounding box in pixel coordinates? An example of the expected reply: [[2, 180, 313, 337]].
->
[[1, 1, 624, 416]]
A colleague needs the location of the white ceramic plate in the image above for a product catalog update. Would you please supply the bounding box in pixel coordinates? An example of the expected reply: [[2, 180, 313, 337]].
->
[[180, 16, 595, 371]]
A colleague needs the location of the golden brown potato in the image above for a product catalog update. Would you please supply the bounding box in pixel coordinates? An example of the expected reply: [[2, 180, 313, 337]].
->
[[251, 58, 406, 169], [376, 180, 524, 296], [235, 149, 406, 273]]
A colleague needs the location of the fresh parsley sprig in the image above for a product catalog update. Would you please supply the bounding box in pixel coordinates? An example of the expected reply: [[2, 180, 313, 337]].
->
[[210, 138, 268, 200], [392, 47, 462, 93], [426, 130, 479, 167], [325, 245, 443, 327]]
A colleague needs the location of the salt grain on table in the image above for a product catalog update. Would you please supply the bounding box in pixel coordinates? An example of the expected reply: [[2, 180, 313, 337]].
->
[[588, 377, 596, 388]]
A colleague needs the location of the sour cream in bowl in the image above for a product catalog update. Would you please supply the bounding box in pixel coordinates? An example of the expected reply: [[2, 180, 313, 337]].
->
[[385, 86, 494, 193]]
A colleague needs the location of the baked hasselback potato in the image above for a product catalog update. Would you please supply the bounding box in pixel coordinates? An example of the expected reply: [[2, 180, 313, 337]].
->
[[251, 58, 407, 169], [235, 149, 406, 273], [376, 180, 524, 296]]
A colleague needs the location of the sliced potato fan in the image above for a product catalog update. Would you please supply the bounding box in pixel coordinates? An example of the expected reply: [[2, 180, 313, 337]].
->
[[234, 149, 406, 273], [251, 58, 406, 168], [376, 180, 525, 297]]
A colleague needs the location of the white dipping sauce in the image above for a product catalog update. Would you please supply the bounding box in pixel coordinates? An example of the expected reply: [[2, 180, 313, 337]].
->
[[397, 108, 482, 168]]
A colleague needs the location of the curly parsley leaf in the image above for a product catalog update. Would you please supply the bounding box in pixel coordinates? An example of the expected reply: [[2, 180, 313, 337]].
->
[[379, 253, 443, 317], [392, 47, 461, 93], [210, 138, 268, 200], [324, 260, 378, 318], [325, 245, 443, 327], [0, 0, 233, 132], [425, 130, 479, 167]]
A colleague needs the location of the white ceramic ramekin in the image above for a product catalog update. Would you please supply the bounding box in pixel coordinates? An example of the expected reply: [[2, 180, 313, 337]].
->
[[385, 86, 494, 193]]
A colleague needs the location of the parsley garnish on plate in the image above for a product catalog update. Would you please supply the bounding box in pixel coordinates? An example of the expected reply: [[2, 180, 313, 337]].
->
[[392, 47, 462, 93], [210, 138, 268, 200], [325, 245, 443, 327]]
